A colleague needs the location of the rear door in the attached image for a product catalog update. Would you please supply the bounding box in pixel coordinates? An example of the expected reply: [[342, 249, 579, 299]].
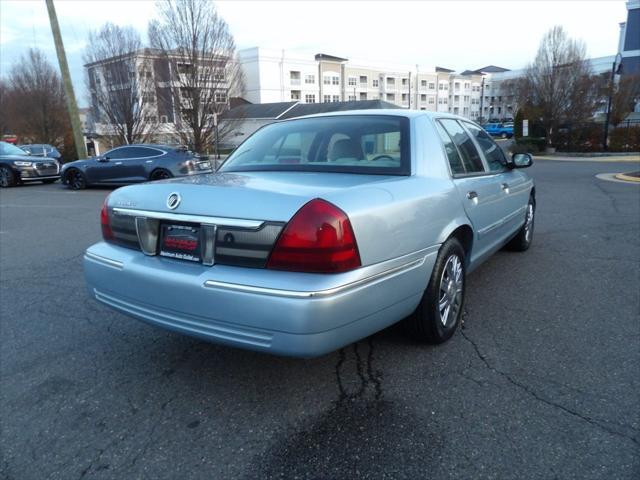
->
[[118, 146, 161, 182], [436, 119, 505, 260]]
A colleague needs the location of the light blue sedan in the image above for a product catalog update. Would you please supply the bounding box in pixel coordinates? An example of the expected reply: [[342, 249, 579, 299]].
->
[[84, 111, 535, 357]]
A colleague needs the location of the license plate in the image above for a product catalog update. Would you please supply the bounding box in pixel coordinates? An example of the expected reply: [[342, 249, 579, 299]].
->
[[159, 224, 201, 262]]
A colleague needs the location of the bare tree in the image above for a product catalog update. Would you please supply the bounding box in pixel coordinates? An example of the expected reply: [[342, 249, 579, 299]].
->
[[148, 0, 245, 153], [518, 26, 598, 145], [84, 23, 156, 145], [7, 49, 69, 145], [609, 74, 640, 127], [0, 79, 9, 137]]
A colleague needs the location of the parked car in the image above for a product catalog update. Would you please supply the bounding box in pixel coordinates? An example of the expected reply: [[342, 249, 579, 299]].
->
[[60, 144, 213, 189], [483, 123, 514, 138], [0, 141, 60, 187], [84, 111, 535, 358], [18, 144, 62, 161]]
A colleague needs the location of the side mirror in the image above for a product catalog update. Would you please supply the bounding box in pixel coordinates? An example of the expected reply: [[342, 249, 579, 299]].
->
[[509, 153, 533, 169], [98, 156, 110, 162]]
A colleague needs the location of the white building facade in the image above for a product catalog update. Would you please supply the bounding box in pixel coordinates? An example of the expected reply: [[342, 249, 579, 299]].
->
[[238, 48, 484, 120]]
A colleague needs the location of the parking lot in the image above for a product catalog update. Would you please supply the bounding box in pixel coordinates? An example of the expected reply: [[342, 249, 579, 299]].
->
[[1, 159, 639, 479]]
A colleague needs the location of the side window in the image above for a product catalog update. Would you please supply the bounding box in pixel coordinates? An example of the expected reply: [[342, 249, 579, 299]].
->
[[106, 148, 129, 160], [464, 122, 506, 172], [435, 121, 465, 175], [129, 147, 161, 158], [439, 119, 484, 173]]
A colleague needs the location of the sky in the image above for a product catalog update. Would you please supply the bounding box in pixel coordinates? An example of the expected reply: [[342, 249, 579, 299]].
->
[[0, 0, 628, 107]]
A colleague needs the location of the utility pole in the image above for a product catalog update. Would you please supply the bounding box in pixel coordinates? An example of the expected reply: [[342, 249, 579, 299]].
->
[[45, 0, 87, 159]]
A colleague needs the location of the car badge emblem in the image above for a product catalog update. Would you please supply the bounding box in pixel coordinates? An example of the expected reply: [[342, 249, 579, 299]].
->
[[166, 192, 181, 210]]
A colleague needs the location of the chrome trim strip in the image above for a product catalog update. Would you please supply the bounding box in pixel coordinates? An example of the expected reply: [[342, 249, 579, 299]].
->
[[85, 251, 124, 270], [113, 208, 264, 229], [478, 205, 526, 238], [203, 257, 427, 299]]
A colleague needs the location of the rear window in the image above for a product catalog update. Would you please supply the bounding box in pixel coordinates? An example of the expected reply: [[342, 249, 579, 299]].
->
[[220, 115, 410, 175]]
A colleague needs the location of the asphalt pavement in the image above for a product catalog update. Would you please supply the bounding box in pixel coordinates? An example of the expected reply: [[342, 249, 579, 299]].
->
[[1, 160, 639, 479]]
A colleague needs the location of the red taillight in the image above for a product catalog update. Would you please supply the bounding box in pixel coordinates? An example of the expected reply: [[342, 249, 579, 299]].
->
[[267, 199, 361, 273], [100, 196, 114, 241]]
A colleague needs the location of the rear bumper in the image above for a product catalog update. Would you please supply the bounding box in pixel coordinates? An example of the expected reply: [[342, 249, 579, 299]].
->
[[84, 242, 438, 357]]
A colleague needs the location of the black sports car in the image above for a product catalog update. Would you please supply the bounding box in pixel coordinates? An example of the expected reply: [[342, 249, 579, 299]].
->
[[0, 141, 60, 187], [61, 144, 213, 190]]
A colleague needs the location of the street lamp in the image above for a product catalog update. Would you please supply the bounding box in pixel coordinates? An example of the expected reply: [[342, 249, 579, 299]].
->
[[603, 53, 623, 151]]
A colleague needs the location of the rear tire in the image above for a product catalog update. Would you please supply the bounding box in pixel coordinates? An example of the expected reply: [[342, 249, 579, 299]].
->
[[404, 238, 466, 344], [0, 165, 17, 188], [66, 169, 87, 190], [150, 169, 173, 181], [501, 132, 507, 139], [505, 196, 535, 252]]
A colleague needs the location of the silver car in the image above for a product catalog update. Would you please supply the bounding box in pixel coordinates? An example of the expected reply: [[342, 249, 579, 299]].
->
[[84, 111, 535, 357]]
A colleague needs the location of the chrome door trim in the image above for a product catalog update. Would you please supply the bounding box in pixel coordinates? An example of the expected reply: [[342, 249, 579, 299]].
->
[[477, 205, 526, 238], [112, 208, 264, 229]]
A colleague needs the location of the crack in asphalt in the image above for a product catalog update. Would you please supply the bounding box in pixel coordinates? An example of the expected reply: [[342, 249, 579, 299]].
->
[[335, 338, 383, 402], [459, 310, 639, 448]]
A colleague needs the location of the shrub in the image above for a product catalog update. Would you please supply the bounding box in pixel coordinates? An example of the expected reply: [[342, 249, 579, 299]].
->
[[511, 137, 547, 153], [609, 124, 640, 152]]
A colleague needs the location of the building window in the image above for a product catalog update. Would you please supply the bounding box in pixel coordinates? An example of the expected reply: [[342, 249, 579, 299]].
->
[[454, 82, 460, 91], [305, 74, 315, 84], [421, 80, 427, 87], [464, 82, 470, 89], [386, 77, 395, 86], [359, 92, 367, 100], [428, 96, 435, 104], [401, 93, 408, 102], [213, 70, 225, 81], [348, 95, 356, 101], [215, 91, 227, 103], [323, 76, 331, 85], [332, 76, 339, 85], [372, 79, 379, 87], [402, 78, 408, 86], [428, 82, 435, 89], [333, 95, 340, 102], [305, 94, 316, 103], [160, 115, 168, 123], [291, 90, 301, 100], [348, 77, 357, 86], [439, 83, 444, 90], [323, 95, 331, 103], [290, 71, 300, 85], [421, 94, 427, 102], [359, 75, 367, 86], [386, 93, 395, 101]]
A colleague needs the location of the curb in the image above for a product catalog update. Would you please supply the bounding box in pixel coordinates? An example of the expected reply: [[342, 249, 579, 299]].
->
[[614, 173, 640, 183]]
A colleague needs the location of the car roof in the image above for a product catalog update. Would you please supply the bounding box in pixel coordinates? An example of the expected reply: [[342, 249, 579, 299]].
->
[[287, 108, 472, 123], [109, 143, 183, 150]]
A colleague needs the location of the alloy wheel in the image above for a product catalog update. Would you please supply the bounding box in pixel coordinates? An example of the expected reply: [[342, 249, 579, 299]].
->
[[0, 167, 11, 187], [438, 254, 463, 327]]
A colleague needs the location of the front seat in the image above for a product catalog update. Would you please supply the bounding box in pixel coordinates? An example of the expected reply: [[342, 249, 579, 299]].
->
[[329, 138, 364, 161]]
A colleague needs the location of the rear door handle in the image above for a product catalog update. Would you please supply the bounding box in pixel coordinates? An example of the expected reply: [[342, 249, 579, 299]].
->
[[466, 191, 478, 200], [115, 162, 123, 165], [501, 183, 510, 193]]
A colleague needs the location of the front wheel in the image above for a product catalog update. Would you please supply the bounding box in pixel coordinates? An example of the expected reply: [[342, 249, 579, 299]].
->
[[66, 169, 87, 190], [505, 196, 535, 251], [404, 238, 466, 344], [0, 165, 17, 188]]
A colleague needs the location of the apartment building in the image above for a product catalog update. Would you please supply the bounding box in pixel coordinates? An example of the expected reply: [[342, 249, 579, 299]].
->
[[238, 47, 484, 120], [85, 48, 233, 143]]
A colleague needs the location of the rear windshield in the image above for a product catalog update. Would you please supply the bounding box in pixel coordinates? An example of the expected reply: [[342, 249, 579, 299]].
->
[[220, 115, 410, 175]]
